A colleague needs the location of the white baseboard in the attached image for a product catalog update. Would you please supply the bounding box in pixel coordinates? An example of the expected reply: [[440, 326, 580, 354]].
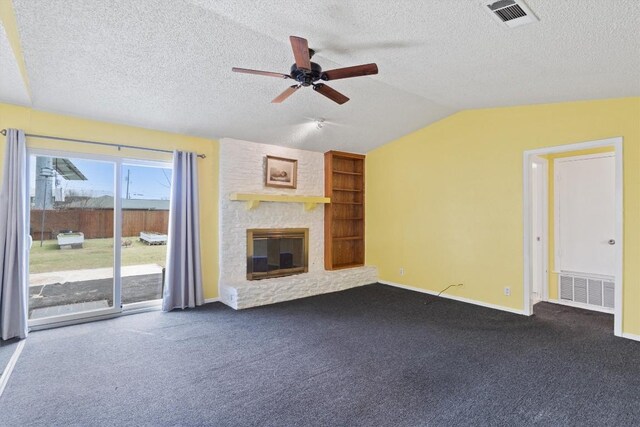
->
[[379, 280, 526, 316], [545, 298, 614, 314], [204, 297, 220, 304], [621, 332, 640, 342]]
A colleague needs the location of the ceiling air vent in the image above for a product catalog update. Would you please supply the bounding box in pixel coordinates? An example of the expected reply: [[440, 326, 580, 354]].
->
[[484, 0, 539, 28]]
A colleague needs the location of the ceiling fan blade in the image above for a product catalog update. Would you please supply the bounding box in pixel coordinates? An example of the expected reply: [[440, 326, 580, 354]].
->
[[313, 84, 349, 105], [232, 67, 290, 79], [322, 63, 378, 81], [272, 85, 301, 103], [289, 36, 311, 70]]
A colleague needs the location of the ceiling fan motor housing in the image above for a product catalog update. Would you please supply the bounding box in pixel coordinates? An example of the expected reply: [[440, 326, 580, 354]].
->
[[290, 62, 323, 86]]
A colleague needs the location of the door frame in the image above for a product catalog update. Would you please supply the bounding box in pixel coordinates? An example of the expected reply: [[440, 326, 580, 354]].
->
[[531, 155, 549, 303], [522, 137, 623, 336]]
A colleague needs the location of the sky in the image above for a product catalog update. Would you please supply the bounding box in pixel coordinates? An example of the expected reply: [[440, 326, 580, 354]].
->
[[29, 156, 172, 200]]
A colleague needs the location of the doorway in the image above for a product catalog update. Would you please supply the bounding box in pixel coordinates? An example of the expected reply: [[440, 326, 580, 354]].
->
[[523, 137, 623, 336], [27, 150, 172, 327]]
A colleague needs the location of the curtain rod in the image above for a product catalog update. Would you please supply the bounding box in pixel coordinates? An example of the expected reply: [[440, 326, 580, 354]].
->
[[0, 129, 206, 159]]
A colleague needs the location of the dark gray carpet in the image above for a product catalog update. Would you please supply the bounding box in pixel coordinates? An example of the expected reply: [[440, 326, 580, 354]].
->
[[0, 338, 20, 378], [1, 283, 639, 426]]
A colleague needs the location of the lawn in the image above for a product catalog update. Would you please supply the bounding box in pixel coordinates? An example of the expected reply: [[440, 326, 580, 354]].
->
[[29, 237, 167, 273]]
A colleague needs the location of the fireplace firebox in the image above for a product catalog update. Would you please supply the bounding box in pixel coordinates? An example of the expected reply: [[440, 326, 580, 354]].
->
[[246, 228, 309, 280]]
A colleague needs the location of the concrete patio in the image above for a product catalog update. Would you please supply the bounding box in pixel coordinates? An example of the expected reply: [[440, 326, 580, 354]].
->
[[28, 264, 164, 319]]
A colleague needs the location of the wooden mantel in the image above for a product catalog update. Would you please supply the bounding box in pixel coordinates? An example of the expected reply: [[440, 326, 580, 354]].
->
[[229, 193, 330, 211]]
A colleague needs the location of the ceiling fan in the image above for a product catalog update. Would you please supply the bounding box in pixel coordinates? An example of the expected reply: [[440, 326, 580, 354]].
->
[[232, 36, 378, 105]]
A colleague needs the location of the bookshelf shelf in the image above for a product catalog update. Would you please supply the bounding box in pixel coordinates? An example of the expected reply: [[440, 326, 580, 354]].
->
[[324, 151, 365, 270]]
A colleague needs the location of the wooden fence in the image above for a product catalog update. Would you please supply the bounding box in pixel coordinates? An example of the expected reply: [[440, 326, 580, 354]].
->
[[30, 209, 169, 240]]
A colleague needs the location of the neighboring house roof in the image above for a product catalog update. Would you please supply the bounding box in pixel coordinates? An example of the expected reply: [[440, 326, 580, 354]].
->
[[62, 196, 169, 210], [123, 198, 170, 210]]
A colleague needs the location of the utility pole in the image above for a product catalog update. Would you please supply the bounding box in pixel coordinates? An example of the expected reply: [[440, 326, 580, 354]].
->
[[40, 181, 47, 247], [39, 166, 54, 247]]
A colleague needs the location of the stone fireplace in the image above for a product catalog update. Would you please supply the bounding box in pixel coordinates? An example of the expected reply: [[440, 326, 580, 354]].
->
[[247, 228, 308, 280], [218, 138, 377, 310]]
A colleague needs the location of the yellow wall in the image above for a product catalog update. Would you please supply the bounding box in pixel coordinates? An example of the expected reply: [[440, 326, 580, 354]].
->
[[366, 97, 640, 334], [542, 147, 615, 301], [0, 103, 220, 299]]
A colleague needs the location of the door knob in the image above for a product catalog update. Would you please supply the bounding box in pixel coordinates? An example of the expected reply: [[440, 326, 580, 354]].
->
[[608, 239, 616, 245]]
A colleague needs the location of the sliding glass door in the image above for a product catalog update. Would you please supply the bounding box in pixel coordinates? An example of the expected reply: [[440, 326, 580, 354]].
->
[[27, 150, 172, 326], [28, 153, 119, 324], [120, 162, 172, 308]]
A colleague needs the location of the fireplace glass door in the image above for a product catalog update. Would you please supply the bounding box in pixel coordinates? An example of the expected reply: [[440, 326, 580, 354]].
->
[[247, 228, 308, 280]]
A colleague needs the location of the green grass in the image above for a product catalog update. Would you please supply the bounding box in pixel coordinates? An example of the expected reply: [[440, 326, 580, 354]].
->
[[29, 237, 167, 274]]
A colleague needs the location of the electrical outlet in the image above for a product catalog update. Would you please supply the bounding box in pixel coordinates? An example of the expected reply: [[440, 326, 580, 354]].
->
[[504, 287, 511, 296], [399, 267, 404, 276]]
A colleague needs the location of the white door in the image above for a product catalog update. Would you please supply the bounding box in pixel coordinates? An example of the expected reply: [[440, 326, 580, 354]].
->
[[555, 154, 616, 276]]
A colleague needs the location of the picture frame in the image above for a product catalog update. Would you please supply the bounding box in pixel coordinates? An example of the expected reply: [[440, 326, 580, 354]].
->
[[265, 155, 297, 189]]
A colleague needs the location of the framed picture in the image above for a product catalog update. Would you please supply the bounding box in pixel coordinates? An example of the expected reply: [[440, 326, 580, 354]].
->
[[265, 155, 297, 189]]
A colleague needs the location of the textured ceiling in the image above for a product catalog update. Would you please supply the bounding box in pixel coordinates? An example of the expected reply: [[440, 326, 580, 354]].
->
[[2, 0, 639, 152], [0, 22, 29, 106]]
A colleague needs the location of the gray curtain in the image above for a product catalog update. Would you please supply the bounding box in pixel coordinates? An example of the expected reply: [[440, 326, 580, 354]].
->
[[0, 129, 29, 340], [162, 150, 204, 311]]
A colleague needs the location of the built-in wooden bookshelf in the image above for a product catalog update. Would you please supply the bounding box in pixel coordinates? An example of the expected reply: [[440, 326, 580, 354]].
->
[[324, 151, 365, 270]]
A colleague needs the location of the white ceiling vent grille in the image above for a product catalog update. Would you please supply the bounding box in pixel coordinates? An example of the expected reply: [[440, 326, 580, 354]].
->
[[484, 0, 539, 28]]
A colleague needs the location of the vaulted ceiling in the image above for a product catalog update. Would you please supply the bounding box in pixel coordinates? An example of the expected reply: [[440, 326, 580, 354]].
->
[[1, 0, 639, 152]]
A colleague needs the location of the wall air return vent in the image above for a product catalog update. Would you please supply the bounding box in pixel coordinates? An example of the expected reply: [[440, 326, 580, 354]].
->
[[484, 0, 539, 28], [558, 272, 614, 312]]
